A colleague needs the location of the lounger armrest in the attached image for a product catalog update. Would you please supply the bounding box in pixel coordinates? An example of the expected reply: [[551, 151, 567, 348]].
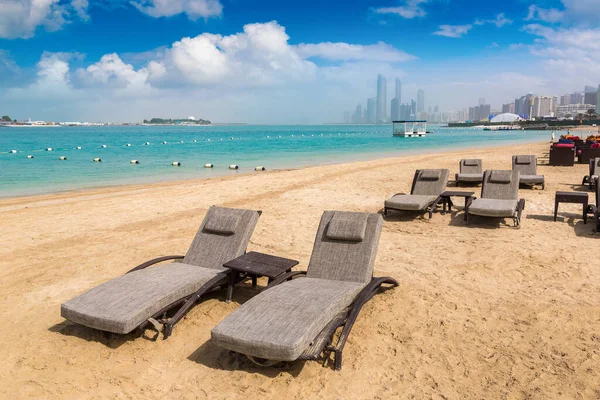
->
[[127, 255, 185, 273], [326, 276, 398, 370], [266, 270, 307, 288]]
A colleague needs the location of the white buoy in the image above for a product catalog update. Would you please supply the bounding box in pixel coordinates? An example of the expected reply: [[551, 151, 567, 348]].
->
[[145, 142, 150, 145], [254, 166, 266, 171], [162, 141, 167, 144], [207, 139, 211, 142], [219, 138, 223, 141], [291, 135, 294, 137], [27, 155, 34, 159], [266, 135, 270, 138], [193, 139, 197, 143], [180, 140, 184, 143], [59, 156, 67, 160], [46, 148, 53, 151], [230, 137, 233, 140], [204, 163, 214, 168], [126, 143, 132, 147], [101, 145, 107, 148], [172, 161, 181, 166], [9, 150, 17, 153], [93, 158, 102, 162], [76, 146, 82, 150], [228, 164, 239, 170], [130, 160, 139, 164]]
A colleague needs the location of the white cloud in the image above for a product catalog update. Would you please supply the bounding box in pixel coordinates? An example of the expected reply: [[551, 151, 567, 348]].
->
[[433, 24, 473, 38], [373, 0, 429, 19], [0, 0, 89, 39], [474, 13, 512, 27], [525, 5, 564, 23], [294, 42, 415, 62], [131, 0, 223, 19]]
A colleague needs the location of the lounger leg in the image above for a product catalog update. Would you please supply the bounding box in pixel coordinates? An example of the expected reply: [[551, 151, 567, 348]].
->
[[334, 350, 343, 371]]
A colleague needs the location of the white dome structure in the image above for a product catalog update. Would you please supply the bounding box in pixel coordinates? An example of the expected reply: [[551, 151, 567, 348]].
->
[[490, 113, 523, 123]]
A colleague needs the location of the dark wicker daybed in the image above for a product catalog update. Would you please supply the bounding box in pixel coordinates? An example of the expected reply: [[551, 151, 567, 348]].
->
[[61, 206, 261, 339], [211, 210, 398, 371], [589, 177, 600, 232], [582, 157, 600, 191]]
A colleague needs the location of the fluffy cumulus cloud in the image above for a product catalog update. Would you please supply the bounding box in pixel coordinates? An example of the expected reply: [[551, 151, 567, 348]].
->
[[2, 21, 416, 123], [525, 0, 600, 24], [131, 0, 223, 19], [433, 24, 472, 38], [373, 0, 429, 19], [0, 0, 90, 39], [474, 13, 512, 28]]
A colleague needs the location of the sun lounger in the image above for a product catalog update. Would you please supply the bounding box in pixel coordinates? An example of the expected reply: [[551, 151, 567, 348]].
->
[[455, 159, 483, 186], [384, 169, 449, 215], [582, 157, 599, 191], [211, 211, 398, 371], [589, 177, 600, 232], [61, 206, 261, 338], [465, 170, 526, 227], [512, 155, 544, 189]]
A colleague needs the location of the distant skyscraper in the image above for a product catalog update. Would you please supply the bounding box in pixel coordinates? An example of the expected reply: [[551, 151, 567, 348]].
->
[[410, 99, 417, 120], [434, 105, 439, 113], [376, 74, 387, 123], [428, 106, 432, 114], [596, 85, 600, 112], [395, 78, 401, 104], [479, 98, 486, 106], [417, 89, 425, 113], [352, 104, 363, 124], [390, 78, 401, 121], [531, 96, 557, 118], [366, 97, 376, 124]]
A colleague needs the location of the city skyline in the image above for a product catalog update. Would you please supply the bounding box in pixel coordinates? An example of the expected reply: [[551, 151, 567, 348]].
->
[[1, 0, 599, 123]]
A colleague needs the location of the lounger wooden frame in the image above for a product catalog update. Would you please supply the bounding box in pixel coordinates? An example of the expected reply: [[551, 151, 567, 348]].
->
[[262, 271, 399, 371]]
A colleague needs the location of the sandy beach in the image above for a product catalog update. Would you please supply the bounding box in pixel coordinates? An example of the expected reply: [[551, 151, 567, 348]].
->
[[1, 141, 599, 399]]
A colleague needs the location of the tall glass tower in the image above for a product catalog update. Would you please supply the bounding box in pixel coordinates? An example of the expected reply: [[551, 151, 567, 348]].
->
[[376, 74, 387, 123]]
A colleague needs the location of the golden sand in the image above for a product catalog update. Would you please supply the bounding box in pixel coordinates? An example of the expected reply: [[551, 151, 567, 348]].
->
[[1, 142, 599, 399]]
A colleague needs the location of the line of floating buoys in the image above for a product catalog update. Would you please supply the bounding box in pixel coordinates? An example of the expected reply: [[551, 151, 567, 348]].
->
[[130, 160, 139, 164], [27, 155, 34, 159], [59, 156, 67, 160], [172, 161, 181, 166], [228, 164, 239, 170], [254, 166, 266, 171], [93, 158, 102, 162], [204, 163, 214, 168]]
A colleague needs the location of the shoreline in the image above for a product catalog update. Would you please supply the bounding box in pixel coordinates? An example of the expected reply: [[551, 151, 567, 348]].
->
[[0, 138, 551, 201]]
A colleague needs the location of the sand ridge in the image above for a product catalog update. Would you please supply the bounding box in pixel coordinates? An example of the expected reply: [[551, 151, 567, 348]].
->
[[1, 142, 599, 399]]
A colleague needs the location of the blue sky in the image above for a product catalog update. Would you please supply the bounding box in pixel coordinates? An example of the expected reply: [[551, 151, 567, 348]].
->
[[1, 0, 599, 123]]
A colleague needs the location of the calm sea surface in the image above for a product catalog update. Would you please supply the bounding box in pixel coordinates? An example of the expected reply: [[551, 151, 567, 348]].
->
[[0, 125, 553, 197]]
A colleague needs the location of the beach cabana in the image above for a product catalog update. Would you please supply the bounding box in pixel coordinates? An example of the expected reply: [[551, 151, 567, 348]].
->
[[384, 169, 449, 216], [211, 211, 398, 371], [465, 170, 525, 227], [512, 155, 545, 190], [61, 206, 261, 338], [456, 159, 484, 186]]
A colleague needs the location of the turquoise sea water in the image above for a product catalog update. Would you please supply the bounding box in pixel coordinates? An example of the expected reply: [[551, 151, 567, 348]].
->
[[0, 125, 553, 197]]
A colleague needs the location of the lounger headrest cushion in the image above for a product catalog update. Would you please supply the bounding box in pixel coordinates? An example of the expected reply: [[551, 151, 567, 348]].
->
[[204, 211, 241, 235], [326, 212, 367, 242], [515, 155, 533, 165], [489, 170, 512, 184], [419, 170, 441, 181], [463, 159, 479, 166]]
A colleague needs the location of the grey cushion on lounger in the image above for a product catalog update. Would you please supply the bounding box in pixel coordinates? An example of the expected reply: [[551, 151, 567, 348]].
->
[[211, 278, 364, 361], [61, 206, 260, 334], [515, 155, 533, 164], [211, 211, 383, 361], [489, 170, 513, 184], [204, 211, 240, 235], [519, 175, 545, 184], [463, 159, 480, 166], [385, 194, 438, 211], [326, 212, 367, 242], [467, 199, 518, 218], [61, 263, 220, 334], [456, 173, 484, 182], [419, 169, 441, 180]]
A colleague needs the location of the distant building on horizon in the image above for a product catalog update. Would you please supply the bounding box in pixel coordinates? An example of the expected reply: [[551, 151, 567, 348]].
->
[[596, 84, 600, 112], [531, 95, 557, 118], [417, 89, 425, 113], [376, 74, 387, 123], [352, 104, 363, 124], [367, 97, 376, 124], [584, 85, 598, 106], [502, 103, 515, 114], [557, 104, 595, 118], [390, 78, 402, 121], [479, 98, 486, 106]]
